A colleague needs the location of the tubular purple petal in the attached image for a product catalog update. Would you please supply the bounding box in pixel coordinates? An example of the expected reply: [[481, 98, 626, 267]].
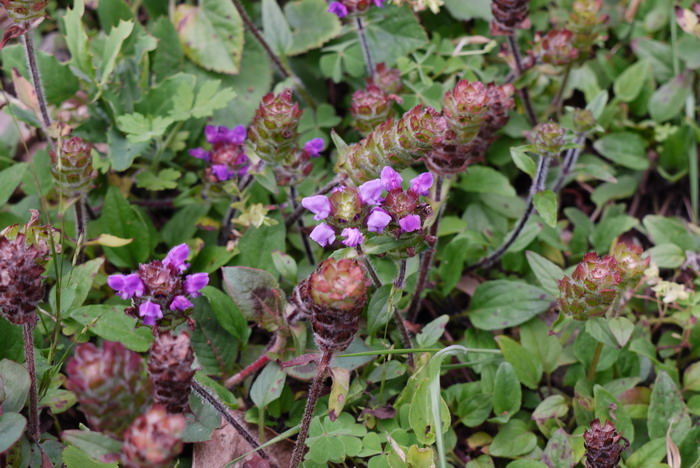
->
[[310, 223, 336, 247], [359, 179, 384, 205], [303, 138, 325, 157], [409, 172, 434, 196], [188, 148, 210, 161], [139, 300, 163, 326], [366, 208, 392, 233], [163, 244, 190, 272], [380, 166, 403, 191], [302, 195, 332, 220], [328, 1, 348, 17], [184, 273, 209, 297], [170, 295, 194, 312], [341, 228, 365, 247], [399, 214, 421, 232]]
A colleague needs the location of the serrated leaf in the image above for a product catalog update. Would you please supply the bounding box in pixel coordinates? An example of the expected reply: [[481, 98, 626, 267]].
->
[[135, 169, 181, 191], [534, 190, 558, 228], [97, 20, 134, 88], [116, 112, 173, 142], [285, 0, 341, 56], [173, 0, 244, 74], [63, 0, 95, 80]]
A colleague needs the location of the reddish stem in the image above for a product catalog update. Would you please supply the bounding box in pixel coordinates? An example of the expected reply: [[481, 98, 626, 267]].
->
[[225, 334, 283, 388]]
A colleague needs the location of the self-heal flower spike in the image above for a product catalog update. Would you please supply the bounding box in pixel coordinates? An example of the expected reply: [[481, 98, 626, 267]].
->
[[409, 172, 433, 196], [148, 332, 195, 414], [190, 125, 249, 183], [247, 89, 303, 165], [350, 85, 399, 136], [535, 29, 579, 66], [583, 419, 629, 468], [0, 234, 47, 326], [442, 80, 489, 145], [611, 241, 649, 288], [184, 273, 209, 297], [205, 124, 246, 145], [558, 252, 623, 320], [567, 0, 608, 51], [310, 223, 336, 247], [533, 121, 566, 155], [368, 63, 403, 95], [367, 209, 392, 233], [49, 136, 97, 198], [120, 405, 186, 468], [341, 227, 364, 247], [302, 195, 332, 220]]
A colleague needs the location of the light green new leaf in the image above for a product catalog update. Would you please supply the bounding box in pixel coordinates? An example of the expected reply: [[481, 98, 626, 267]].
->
[[492, 362, 521, 423], [613, 60, 650, 102], [63, 0, 94, 80], [97, 20, 134, 88], [534, 190, 558, 228], [496, 335, 543, 389], [250, 362, 286, 408], [0, 163, 28, 206], [188, 80, 237, 119], [116, 113, 173, 142], [510, 146, 536, 178], [262, 0, 293, 55], [135, 169, 181, 191]]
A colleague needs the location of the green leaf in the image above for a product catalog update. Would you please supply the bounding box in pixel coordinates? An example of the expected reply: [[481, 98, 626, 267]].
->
[[594, 385, 635, 445], [149, 17, 184, 82], [593, 132, 649, 170], [363, 4, 428, 66], [643, 215, 700, 251], [496, 335, 543, 389], [416, 315, 449, 347], [0, 359, 30, 413], [506, 462, 547, 468], [0, 163, 28, 206], [510, 146, 536, 178], [489, 419, 537, 457], [0, 412, 27, 454], [62, 445, 118, 468], [70, 305, 154, 352], [306, 414, 367, 464], [63, 0, 95, 80], [459, 165, 516, 196], [443, 0, 492, 20], [250, 362, 286, 408], [62, 429, 122, 461], [492, 362, 521, 423], [169, 78, 237, 120], [65, 258, 106, 311], [262, 0, 292, 54], [648, 72, 693, 122], [590, 215, 639, 253], [626, 438, 667, 468], [99, 187, 151, 268], [97, 20, 134, 88], [173, 0, 244, 74], [135, 169, 181, 191], [409, 376, 450, 445], [534, 190, 558, 228], [107, 128, 151, 172], [367, 284, 392, 333], [190, 296, 239, 375], [646, 243, 685, 268], [201, 286, 248, 342], [525, 251, 565, 296], [607, 317, 635, 348], [613, 60, 650, 102], [541, 429, 574, 468], [116, 112, 173, 143], [647, 371, 691, 444], [520, 318, 563, 374], [467, 280, 552, 330], [97, 0, 133, 30], [271, 250, 297, 283], [0, 318, 23, 361], [683, 361, 700, 391], [162, 204, 211, 246], [232, 221, 286, 275], [285, 0, 341, 56], [221, 266, 286, 332]]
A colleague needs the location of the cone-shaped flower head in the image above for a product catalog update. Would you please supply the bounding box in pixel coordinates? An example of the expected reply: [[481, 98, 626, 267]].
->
[[535, 29, 579, 66], [558, 252, 623, 320], [0, 234, 47, 326], [533, 121, 566, 155], [247, 89, 303, 165], [307, 258, 370, 352], [611, 241, 649, 288], [189, 125, 249, 183], [490, 0, 529, 35], [0, 0, 46, 26], [567, 0, 608, 51], [350, 85, 399, 136], [442, 80, 489, 145], [49, 136, 96, 198], [148, 331, 195, 414], [66, 341, 152, 437], [368, 63, 403, 95], [120, 405, 186, 468], [327, 0, 383, 17], [573, 108, 596, 133], [583, 419, 629, 468]]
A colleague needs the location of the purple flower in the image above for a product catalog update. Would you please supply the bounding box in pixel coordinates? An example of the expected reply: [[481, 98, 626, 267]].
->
[[139, 300, 163, 326], [374, 0, 384, 6], [188, 148, 210, 161], [310, 223, 336, 247], [381, 166, 403, 191], [328, 1, 348, 17], [304, 138, 325, 157], [184, 273, 209, 297], [359, 179, 384, 205], [170, 295, 194, 312], [341, 228, 365, 247], [107, 273, 145, 300], [229, 125, 247, 145], [399, 215, 421, 232], [205, 125, 247, 145], [211, 164, 235, 181], [302, 195, 332, 220], [409, 172, 434, 196], [163, 244, 190, 273], [367, 209, 392, 233]]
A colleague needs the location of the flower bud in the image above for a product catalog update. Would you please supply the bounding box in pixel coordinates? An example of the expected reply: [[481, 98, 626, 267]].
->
[[442, 80, 489, 145], [395, 105, 447, 153], [350, 85, 398, 136], [558, 252, 622, 320], [0, 234, 46, 326], [307, 259, 369, 352], [368, 63, 403, 95], [247, 89, 303, 165], [0, 0, 46, 26], [50, 136, 96, 198], [533, 121, 566, 155], [120, 405, 186, 468], [490, 0, 529, 35], [66, 342, 152, 437], [148, 331, 195, 414], [583, 419, 629, 468], [329, 186, 363, 223], [567, 0, 608, 51], [573, 108, 596, 133], [535, 29, 579, 66], [611, 241, 649, 288]]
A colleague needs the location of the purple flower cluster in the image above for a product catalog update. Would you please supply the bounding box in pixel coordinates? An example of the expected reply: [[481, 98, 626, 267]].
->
[[188, 125, 249, 183], [327, 0, 384, 18], [302, 166, 434, 248], [108, 244, 209, 327]]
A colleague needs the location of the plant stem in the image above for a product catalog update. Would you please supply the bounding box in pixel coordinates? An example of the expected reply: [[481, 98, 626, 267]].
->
[[289, 351, 332, 468], [75, 195, 87, 253], [587, 342, 603, 381], [337, 347, 502, 358], [230, 0, 317, 109], [285, 176, 344, 228], [23, 323, 40, 442], [506, 35, 537, 126], [356, 245, 381, 288], [392, 259, 413, 368], [468, 154, 551, 270], [552, 134, 585, 193], [219, 175, 253, 245], [191, 380, 273, 463], [407, 175, 444, 321], [290, 186, 316, 265], [224, 334, 283, 388], [22, 32, 53, 146], [354, 16, 374, 77], [550, 62, 572, 118]]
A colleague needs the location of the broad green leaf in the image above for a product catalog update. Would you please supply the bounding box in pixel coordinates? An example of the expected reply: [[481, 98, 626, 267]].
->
[[285, 0, 341, 56], [363, 4, 428, 66], [406, 445, 436, 468], [593, 132, 649, 170], [590, 215, 639, 253], [489, 419, 537, 457], [116, 112, 173, 143], [169, 78, 237, 120], [648, 72, 693, 122], [0, 163, 28, 206], [62, 445, 117, 468], [643, 215, 700, 251], [591, 175, 639, 207], [525, 251, 565, 296], [201, 286, 248, 342], [250, 362, 286, 408], [541, 429, 574, 468], [416, 315, 449, 347], [97, 20, 134, 88], [492, 362, 521, 423], [496, 335, 543, 389], [683, 361, 700, 392], [0, 359, 30, 413], [62, 429, 122, 461], [467, 280, 552, 330], [510, 146, 536, 178], [632, 38, 673, 82], [594, 385, 635, 445], [149, 16, 184, 82], [646, 243, 685, 268], [626, 438, 667, 468], [107, 128, 151, 171], [63, 0, 95, 80], [613, 60, 650, 102], [366, 283, 391, 330], [190, 297, 239, 375], [221, 266, 286, 332], [306, 414, 367, 464], [173, 0, 244, 74], [0, 318, 23, 361], [135, 169, 181, 191], [443, 0, 492, 20], [534, 190, 558, 228], [0, 412, 27, 454], [409, 372, 450, 445], [459, 165, 516, 196], [231, 220, 286, 275], [262, 0, 293, 54], [181, 383, 222, 442], [648, 371, 691, 444], [70, 305, 154, 352], [97, 0, 133, 30], [161, 204, 211, 246], [271, 250, 297, 283], [520, 318, 563, 374], [99, 187, 151, 268], [64, 258, 105, 311], [608, 317, 635, 348]]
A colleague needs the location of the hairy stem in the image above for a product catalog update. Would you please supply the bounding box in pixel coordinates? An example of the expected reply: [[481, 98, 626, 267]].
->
[[289, 352, 332, 468], [356, 245, 381, 288], [587, 342, 603, 381], [23, 323, 40, 442], [285, 176, 344, 228], [224, 334, 284, 388], [552, 134, 585, 192], [469, 155, 551, 270], [355, 16, 374, 77], [290, 186, 316, 265], [507, 35, 537, 126], [391, 261, 414, 368], [230, 0, 317, 109], [191, 380, 273, 463], [407, 175, 444, 322], [22, 33, 53, 149]]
